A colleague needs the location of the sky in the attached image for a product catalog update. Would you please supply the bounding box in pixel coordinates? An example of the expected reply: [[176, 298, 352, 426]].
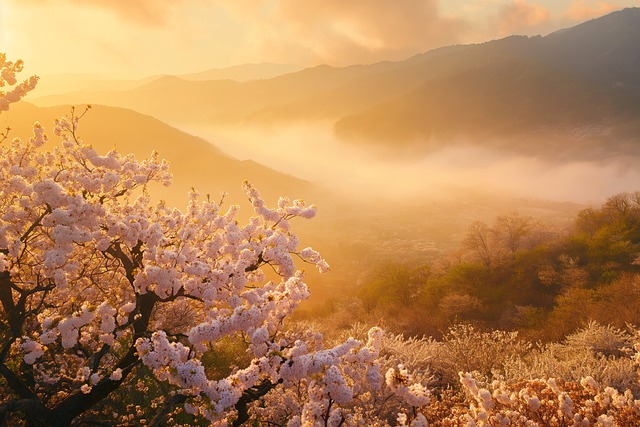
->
[[1, 0, 638, 78]]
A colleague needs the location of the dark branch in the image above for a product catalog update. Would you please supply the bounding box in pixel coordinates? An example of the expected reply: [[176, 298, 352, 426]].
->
[[233, 378, 282, 427], [148, 394, 188, 427], [51, 292, 158, 425], [0, 398, 51, 427]]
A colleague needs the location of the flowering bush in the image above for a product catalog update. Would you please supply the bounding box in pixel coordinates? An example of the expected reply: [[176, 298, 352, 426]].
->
[[312, 323, 640, 426], [502, 322, 639, 395], [439, 374, 640, 426]]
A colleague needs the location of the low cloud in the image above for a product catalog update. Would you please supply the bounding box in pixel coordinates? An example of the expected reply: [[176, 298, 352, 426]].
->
[[565, 1, 619, 20], [221, 0, 469, 66], [189, 122, 638, 205], [494, 0, 552, 37], [14, 0, 189, 27]]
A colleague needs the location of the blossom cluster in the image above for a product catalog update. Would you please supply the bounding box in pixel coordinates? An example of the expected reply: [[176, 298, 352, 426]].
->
[[450, 373, 640, 426], [0, 52, 38, 111]]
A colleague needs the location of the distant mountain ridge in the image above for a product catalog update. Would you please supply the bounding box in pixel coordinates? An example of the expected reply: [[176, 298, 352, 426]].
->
[[178, 63, 304, 82], [31, 8, 640, 159], [335, 7, 640, 155], [32, 63, 302, 99]]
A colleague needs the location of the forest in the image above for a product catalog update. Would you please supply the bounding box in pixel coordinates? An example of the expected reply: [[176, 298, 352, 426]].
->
[[317, 192, 640, 342]]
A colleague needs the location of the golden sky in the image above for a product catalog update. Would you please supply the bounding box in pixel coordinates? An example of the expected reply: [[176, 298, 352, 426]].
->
[[1, 0, 638, 78]]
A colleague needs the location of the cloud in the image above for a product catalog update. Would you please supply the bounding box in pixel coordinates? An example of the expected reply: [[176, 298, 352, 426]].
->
[[494, 0, 552, 36], [7, 0, 632, 77], [220, 0, 470, 66], [565, 1, 619, 21], [71, 0, 190, 26], [13, 0, 187, 27]]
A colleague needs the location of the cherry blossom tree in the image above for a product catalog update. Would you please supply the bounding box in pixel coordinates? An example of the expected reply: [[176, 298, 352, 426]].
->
[[0, 55, 430, 427]]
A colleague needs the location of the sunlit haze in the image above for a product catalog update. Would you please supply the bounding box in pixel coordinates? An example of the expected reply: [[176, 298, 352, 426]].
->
[[188, 123, 640, 204], [1, 0, 637, 77], [5, 3, 640, 422], [3, 1, 640, 208]]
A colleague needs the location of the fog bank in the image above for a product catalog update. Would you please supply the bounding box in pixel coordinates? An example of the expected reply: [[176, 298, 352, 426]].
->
[[184, 123, 639, 205]]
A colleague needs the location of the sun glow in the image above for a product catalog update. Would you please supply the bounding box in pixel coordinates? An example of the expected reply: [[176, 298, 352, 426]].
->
[[4, 0, 637, 77]]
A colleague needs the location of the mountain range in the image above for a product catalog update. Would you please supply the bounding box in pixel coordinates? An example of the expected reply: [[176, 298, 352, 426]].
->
[[31, 63, 302, 98], [31, 8, 640, 159]]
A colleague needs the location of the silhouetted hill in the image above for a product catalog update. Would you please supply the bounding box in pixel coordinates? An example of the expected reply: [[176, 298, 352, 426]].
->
[[543, 8, 640, 88], [33, 63, 303, 98], [335, 46, 637, 155], [335, 8, 640, 155], [3, 102, 314, 208], [34, 63, 415, 123], [31, 74, 166, 98]]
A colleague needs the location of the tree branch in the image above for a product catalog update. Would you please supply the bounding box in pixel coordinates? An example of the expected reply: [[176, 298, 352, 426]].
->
[[148, 394, 187, 427], [51, 292, 158, 426], [233, 378, 283, 427], [0, 398, 51, 427]]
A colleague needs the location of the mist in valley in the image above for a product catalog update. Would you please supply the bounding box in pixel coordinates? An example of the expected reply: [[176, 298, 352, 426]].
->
[[167, 119, 640, 323], [185, 121, 640, 205]]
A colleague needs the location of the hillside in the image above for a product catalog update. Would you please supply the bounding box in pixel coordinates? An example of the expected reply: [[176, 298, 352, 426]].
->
[[336, 8, 640, 154], [30, 74, 165, 98], [32, 62, 416, 124], [4, 102, 313, 208]]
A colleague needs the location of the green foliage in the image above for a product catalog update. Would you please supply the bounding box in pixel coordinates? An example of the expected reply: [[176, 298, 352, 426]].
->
[[201, 333, 252, 379], [357, 261, 429, 314], [346, 191, 640, 340]]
